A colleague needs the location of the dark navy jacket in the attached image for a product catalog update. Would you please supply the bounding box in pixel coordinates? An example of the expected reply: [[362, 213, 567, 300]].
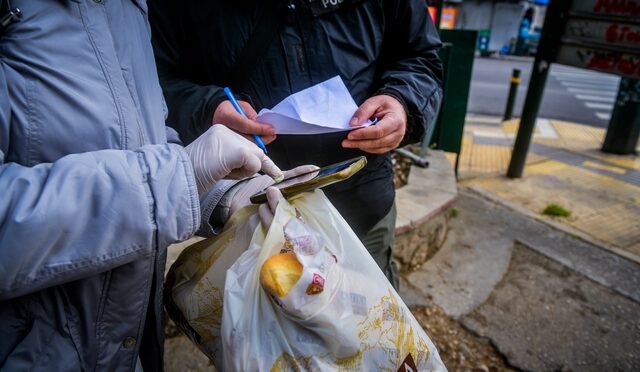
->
[[150, 0, 443, 236]]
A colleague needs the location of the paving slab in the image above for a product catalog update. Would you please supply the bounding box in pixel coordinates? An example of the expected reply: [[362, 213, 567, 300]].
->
[[469, 159, 640, 261], [462, 242, 640, 372], [456, 115, 640, 261], [400, 189, 640, 316], [399, 191, 514, 318], [165, 335, 216, 372]]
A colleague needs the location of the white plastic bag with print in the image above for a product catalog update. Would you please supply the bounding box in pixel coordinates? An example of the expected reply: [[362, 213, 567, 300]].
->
[[164, 206, 261, 367], [221, 190, 446, 371]]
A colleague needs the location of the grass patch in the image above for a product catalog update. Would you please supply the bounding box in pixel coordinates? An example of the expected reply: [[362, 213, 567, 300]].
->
[[542, 204, 571, 218], [448, 208, 459, 219]]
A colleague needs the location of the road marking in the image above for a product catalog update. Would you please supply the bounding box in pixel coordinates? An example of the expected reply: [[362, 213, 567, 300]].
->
[[584, 102, 613, 110], [551, 71, 619, 81], [576, 94, 615, 103], [552, 76, 618, 84], [471, 129, 513, 139], [553, 70, 619, 123], [535, 118, 558, 139], [582, 161, 626, 175], [558, 79, 619, 90], [466, 115, 502, 125], [568, 88, 617, 96], [564, 83, 617, 90]]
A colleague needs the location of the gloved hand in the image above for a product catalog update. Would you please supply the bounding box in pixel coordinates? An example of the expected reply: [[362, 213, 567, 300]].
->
[[258, 187, 285, 230], [229, 165, 319, 216], [185, 124, 283, 195]]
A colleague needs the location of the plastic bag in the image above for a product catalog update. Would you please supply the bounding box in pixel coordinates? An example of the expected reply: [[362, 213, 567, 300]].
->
[[166, 191, 446, 371]]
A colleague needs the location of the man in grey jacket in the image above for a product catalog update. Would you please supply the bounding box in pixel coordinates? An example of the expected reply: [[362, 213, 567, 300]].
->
[[0, 1, 285, 370]]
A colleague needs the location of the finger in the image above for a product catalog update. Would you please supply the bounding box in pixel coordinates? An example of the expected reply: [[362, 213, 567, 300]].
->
[[258, 203, 274, 229], [214, 102, 271, 135], [239, 101, 258, 120], [227, 114, 276, 137], [345, 143, 396, 154], [347, 116, 398, 141], [240, 133, 277, 146], [265, 186, 284, 213], [282, 165, 320, 184], [225, 148, 264, 180], [283, 165, 320, 178], [261, 134, 277, 145], [349, 98, 381, 126], [342, 131, 404, 151], [261, 156, 284, 182]]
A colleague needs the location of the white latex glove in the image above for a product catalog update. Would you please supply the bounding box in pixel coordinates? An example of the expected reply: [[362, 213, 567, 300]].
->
[[258, 187, 285, 230], [229, 165, 319, 216], [185, 124, 283, 195]]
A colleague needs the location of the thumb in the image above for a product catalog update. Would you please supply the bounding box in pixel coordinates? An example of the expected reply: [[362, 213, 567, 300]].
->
[[265, 186, 284, 213], [349, 98, 379, 126]]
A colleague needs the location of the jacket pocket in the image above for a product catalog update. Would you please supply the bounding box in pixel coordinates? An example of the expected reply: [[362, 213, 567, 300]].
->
[[96, 271, 113, 324], [0, 296, 82, 371]]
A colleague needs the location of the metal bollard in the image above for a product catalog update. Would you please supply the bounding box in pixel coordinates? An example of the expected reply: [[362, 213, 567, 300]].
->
[[503, 69, 521, 121]]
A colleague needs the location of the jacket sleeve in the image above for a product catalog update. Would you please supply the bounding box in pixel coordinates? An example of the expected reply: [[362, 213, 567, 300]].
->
[[0, 67, 201, 301], [149, 0, 226, 144], [377, 0, 444, 146]]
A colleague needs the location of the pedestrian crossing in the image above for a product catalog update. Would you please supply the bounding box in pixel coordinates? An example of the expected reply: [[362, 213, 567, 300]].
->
[[550, 66, 620, 123]]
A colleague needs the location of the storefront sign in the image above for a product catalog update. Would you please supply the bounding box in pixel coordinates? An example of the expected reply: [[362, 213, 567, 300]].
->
[[565, 19, 640, 49], [557, 44, 640, 79], [571, 0, 640, 17], [552, 0, 640, 78]]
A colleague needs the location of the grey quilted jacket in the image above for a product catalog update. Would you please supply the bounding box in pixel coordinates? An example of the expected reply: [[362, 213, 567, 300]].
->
[[0, 0, 214, 370]]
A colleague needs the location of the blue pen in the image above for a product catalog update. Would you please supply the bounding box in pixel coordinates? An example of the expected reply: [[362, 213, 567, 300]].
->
[[223, 87, 268, 154]]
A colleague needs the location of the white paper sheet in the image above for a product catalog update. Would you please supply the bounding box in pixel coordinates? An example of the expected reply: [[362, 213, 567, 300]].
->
[[256, 76, 373, 135]]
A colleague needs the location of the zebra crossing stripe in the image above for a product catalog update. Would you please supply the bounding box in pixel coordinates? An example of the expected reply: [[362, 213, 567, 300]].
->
[[585, 102, 613, 110], [551, 71, 617, 80], [576, 94, 615, 103], [596, 112, 611, 120], [568, 88, 617, 96], [560, 81, 619, 89]]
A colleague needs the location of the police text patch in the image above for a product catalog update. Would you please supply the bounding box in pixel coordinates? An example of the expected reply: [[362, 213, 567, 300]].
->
[[307, 0, 363, 17]]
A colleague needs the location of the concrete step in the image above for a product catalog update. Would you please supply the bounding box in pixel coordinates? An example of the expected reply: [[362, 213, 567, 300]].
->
[[394, 150, 458, 271]]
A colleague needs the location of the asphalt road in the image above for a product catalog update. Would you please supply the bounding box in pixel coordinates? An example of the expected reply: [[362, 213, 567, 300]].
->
[[467, 57, 621, 128]]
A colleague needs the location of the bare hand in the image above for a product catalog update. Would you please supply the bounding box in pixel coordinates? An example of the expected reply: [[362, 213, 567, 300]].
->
[[213, 100, 277, 144], [341, 95, 407, 154]]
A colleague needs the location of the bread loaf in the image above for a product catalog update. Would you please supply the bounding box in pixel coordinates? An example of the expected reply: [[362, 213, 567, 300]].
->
[[260, 252, 303, 298]]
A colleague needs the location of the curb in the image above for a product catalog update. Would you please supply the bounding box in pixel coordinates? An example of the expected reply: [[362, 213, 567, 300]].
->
[[465, 185, 640, 266], [394, 150, 458, 236]]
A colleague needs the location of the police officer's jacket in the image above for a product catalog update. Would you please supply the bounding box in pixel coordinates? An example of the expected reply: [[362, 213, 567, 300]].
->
[[150, 0, 443, 236]]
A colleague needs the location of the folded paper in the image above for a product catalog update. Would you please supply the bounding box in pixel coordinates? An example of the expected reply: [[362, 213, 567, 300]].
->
[[257, 76, 374, 135]]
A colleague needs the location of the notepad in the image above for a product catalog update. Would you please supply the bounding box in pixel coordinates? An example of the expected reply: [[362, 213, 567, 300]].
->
[[256, 76, 374, 135]]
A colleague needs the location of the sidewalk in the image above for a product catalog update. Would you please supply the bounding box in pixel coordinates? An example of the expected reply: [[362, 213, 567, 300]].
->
[[400, 188, 640, 371], [450, 114, 640, 262]]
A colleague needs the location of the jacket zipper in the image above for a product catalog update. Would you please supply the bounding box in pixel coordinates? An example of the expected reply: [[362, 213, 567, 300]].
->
[[287, 0, 296, 23], [290, 0, 312, 82]]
